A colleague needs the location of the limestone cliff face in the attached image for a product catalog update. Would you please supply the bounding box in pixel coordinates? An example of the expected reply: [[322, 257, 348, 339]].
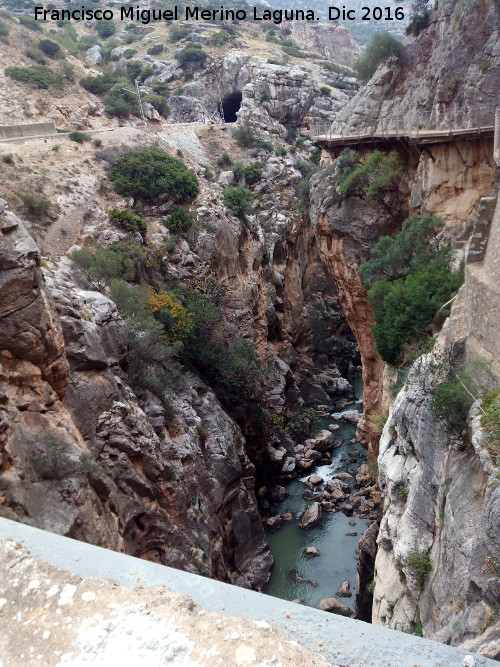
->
[[284, 22, 360, 66], [331, 0, 499, 132], [0, 204, 272, 589], [371, 194, 500, 659]]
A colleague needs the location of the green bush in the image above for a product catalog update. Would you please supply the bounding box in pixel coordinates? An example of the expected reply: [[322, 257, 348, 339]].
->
[[287, 408, 321, 439], [18, 15, 42, 31], [69, 242, 142, 290], [31, 436, 105, 481], [319, 85, 331, 96], [431, 372, 475, 435], [406, 8, 431, 36], [108, 208, 147, 236], [5, 65, 62, 89], [108, 147, 199, 204], [142, 93, 169, 116], [19, 193, 51, 219], [104, 83, 139, 117], [147, 44, 164, 55], [80, 72, 120, 95], [232, 162, 244, 182], [176, 47, 208, 67], [481, 390, 500, 455], [407, 551, 431, 590], [244, 162, 262, 184], [369, 259, 463, 364], [233, 124, 272, 151], [169, 25, 190, 42], [68, 130, 90, 144], [217, 152, 232, 168], [163, 206, 193, 234], [338, 150, 402, 199], [0, 20, 10, 37], [355, 32, 403, 83], [360, 213, 445, 287], [38, 39, 61, 58], [223, 186, 253, 217], [95, 21, 116, 39]]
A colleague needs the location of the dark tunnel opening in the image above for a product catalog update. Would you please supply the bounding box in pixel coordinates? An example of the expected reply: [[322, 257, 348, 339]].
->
[[222, 91, 242, 123]]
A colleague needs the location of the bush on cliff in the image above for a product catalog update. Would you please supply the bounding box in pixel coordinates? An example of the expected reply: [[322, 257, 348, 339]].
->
[[354, 32, 403, 83], [361, 213, 463, 365], [5, 65, 62, 88], [338, 150, 402, 200], [108, 147, 199, 204], [223, 186, 254, 217]]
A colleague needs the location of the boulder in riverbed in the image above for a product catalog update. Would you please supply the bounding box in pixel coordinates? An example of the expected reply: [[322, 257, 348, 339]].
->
[[339, 503, 354, 516], [318, 598, 354, 617], [342, 410, 360, 424], [263, 516, 284, 532], [304, 429, 335, 453], [299, 502, 322, 529], [336, 580, 352, 597], [308, 475, 323, 485], [303, 546, 320, 558]]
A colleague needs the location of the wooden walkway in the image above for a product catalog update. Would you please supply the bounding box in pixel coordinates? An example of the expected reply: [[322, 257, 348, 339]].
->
[[311, 125, 495, 147]]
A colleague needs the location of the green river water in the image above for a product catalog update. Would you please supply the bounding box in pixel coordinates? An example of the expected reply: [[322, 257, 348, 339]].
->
[[263, 377, 365, 610]]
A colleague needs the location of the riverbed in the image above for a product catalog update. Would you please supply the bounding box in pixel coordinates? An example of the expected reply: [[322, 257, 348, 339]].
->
[[263, 379, 365, 610]]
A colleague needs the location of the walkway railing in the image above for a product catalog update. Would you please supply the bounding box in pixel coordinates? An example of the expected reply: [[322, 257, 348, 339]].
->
[[310, 104, 499, 144]]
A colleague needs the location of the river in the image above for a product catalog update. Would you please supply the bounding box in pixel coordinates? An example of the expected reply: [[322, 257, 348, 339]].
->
[[263, 378, 365, 610]]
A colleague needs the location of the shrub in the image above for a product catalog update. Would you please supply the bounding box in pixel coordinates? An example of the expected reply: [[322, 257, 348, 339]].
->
[[147, 44, 164, 55], [244, 162, 262, 184], [108, 147, 199, 204], [0, 20, 9, 37], [5, 65, 62, 89], [369, 258, 463, 364], [80, 72, 120, 95], [217, 152, 232, 168], [407, 550, 431, 590], [18, 15, 42, 31], [275, 146, 287, 157], [355, 32, 403, 83], [69, 242, 141, 290], [31, 436, 105, 481], [232, 162, 244, 182], [38, 39, 61, 58], [431, 373, 475, 435], [394, 482, 409, 499], [169, 25, 190, 42], [68, 130, 90, 144], [233, 124, 272, 151], [147, 289, 194, 342], [176, 47, 208, 67], [406, 6, 431, 36], [287, 408, 321, 439], [320, 86, 331, 96], [93, 138, 103, 148], [223, 186, 253, 217], [19, 194, 51, 219], [285, 123, 298, 144], [360, 213, 445, 287], [104, 83, 139, 117], [108, 208, 147, 236], [163, 206, 193, 234], [338, 150, 402, 200], [481, 390, 500, 454], [2, 153, 13, 164], [142, 93, 169, 116], [95, 21, 116, 39]]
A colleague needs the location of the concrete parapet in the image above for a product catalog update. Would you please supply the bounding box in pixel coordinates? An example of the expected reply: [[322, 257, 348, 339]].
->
[[0, 121, 56, 140]]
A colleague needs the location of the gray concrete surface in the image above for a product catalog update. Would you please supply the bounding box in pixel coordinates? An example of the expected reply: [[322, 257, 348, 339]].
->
[[0, 517, 495, 666]]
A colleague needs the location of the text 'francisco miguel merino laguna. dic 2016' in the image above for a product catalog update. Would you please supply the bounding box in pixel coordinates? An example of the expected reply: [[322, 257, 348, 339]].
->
[[34, 5, 406, 25]]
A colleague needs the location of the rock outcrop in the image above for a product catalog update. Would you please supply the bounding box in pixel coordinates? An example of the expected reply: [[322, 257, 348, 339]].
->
[[0, 204, 272, 590]]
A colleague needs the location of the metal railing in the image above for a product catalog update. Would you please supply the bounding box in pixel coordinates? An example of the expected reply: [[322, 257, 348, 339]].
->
[[310, 104, 499, 143]]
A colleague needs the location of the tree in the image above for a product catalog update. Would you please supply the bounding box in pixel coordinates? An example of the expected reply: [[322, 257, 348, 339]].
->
[[223, 186, 254, 217], [338, 150, 402, 200], [406, 0, 431, 36], [354, 32, 403, 83], [108, 147, 199, 204], [175, 47, 208, 67]]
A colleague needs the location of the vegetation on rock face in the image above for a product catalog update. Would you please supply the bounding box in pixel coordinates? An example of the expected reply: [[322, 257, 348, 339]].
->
[[407, 550, 431, 590], [18, 193, 51, 219], [338, 150, 402, 200], [108, 147, 199, 204], [406, 0, 431, 36], [354, 32, 403, 83], [287, 408, 321, 439], [360, 213, 463, 365], [431, 370, 475, 436], [481, 390, 500, 455], [31, 436, 105, 481], [5, 65, 62, 88], [108, 209, 147, 236], [223, 186, 254, 217], [244, 162, 262, 185], [163, 206, 193, 235], [175, 46, 208, 67], [232, 124, 273, 152]]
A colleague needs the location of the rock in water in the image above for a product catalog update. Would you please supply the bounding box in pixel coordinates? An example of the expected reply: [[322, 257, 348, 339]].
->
[[336, 580, 352, 597], [303, 546, 321, 558], [342, 410, 360, 424], [318, 598, 354, 617], [299, 502, 322, 529], [308, 475, 324, 485], [263, 516, 284, 532]]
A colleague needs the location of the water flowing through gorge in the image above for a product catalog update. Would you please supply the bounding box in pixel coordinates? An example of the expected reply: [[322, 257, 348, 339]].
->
[[263, 378, 366, 609]]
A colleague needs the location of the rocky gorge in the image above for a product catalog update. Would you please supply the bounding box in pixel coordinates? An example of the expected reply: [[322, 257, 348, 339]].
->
[[0, 0, 499, 662]]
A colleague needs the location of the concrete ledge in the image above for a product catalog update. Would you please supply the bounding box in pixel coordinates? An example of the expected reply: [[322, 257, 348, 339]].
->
[[0, 122, 56, 140], [0, 517, 495, 666]]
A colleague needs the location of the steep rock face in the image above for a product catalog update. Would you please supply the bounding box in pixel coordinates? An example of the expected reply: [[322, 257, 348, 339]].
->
[[0, 205, 272, 590], [331, 0, 499, 132], [372, 349, 499, 658], [285, 22, 360, 66]]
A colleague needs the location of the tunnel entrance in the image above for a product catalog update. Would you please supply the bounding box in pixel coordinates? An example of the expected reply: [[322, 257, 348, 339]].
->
[[222, 91, 242, 123]]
